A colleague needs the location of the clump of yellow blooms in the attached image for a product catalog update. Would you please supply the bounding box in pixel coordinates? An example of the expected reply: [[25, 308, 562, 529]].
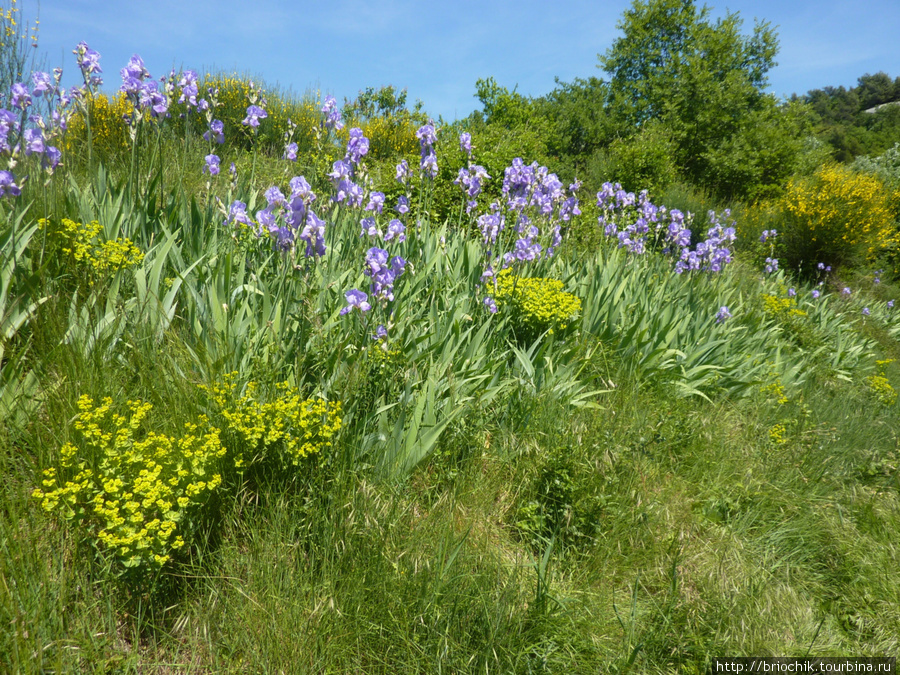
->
[[336, 115, 419, 160], [760, 378, 789, 405], [201, 373, 342, 468], [39, 217, 143, 276], [768, 422, 787, 445], [32, 396, 225, 570], [65, 92, 134, 158], [761, 293, 806, 320], [865, 359, 896, 406], [492, 268, 582, 340], [368, 343, 404, 370], [778, 163, 898, 267]]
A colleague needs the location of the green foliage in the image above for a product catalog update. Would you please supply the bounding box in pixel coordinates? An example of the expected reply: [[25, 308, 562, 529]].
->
[[852, 141, 900, 221], [598, 0, 804, 200], [600, 0, 776, 126], [534, 76, 612, 178], [802, 72, 900, 162], [514, 443, 605, 551], [605, 119, 678, 194], [475, 77, 538, 129]]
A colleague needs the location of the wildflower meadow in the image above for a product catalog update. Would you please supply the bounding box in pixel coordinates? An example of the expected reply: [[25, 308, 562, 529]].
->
[[2, 4, 900, 672]]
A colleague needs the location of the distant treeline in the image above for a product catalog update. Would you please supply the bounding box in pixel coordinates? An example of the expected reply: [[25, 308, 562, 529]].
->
[[793, 72, 900, 162]]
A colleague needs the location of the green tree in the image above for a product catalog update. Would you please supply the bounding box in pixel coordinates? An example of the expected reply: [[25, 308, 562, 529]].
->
[[474, 77, 537, 130], [534, 76, 614, 180], [598, 0, 801, 200], [856, 72, 897, 110]]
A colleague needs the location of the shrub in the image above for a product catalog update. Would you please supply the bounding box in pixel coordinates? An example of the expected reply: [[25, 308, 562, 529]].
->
[[201, 374, 343, 471], [65, 92, 133, 162], [777, 163, 897, 273], [195, 74, 318, 154], [606, 120, 678, 195], [32, 395, 225, 572], [39, 217, 143, 280], [492, 268, 581, 343], [865, 359, 897, 406]]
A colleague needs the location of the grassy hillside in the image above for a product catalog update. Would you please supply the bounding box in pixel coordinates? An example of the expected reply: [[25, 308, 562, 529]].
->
[[1, 43, 899, 674]]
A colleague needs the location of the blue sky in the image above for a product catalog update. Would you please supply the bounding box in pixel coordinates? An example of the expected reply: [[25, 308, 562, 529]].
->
[[25, 0, 900, 121]]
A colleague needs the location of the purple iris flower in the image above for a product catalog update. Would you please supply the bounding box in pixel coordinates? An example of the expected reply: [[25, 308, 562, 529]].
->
[[24, 128, 44, 155], [365, 247, 390, 275], [888, 300, 894, 309], [478, 213, 504, 245], [74, 41, 103, 80], [416, 123, 436, 148], [459, 131, 471, 154], [0, 170, 21, 198], [256, 208, 277, 232], [328, 160, 352, 184], [364, 248, 406, 302], [321, 95, 344, 130], [842, 287, 851, 297], [141, 81, 169, 117], [345, 127, 369, 164], [395, 195, 409, 214], [121, 54, 150, 82], [862, 307, 870, 316], [385, 219, 406, 242], [284, 141, 298, 161], [346, 181, 365, 208], [178, 70, 199, 108], [203, 119, 225, 144], [812, 290, 820, 299], [289, 176, 316, 204], [340, 289, 371, 315], [43, 146, 62, 169], [204, 154, 221, 176], [300, 211, 327, 257], [484, 297, 498, 314], [11, 83, 31, 110], [360, 217, 381, 238], [226, 200, 255, 230], [396, 159, 410, 184], [242, 104, 267, 127], [272, 227, 295, 252], [787, 288, 796, 297], [264, 186, 285, 206], [366, 191, 385, 214], [421, 151, 438, 178], [715, 306, 732, 323], [31, 72, 53, 97]]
